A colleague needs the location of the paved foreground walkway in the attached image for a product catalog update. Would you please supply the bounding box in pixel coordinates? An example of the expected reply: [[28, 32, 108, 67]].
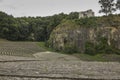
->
[[0, 52, 120, 80]]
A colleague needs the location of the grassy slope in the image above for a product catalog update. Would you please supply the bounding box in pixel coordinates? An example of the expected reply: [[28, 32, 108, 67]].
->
[[72, 53, 120, 62], [0, 39, 10, 42], [1, 38, 119, 61], [37, 42, 54, 51], [37, 42, 120, 62]]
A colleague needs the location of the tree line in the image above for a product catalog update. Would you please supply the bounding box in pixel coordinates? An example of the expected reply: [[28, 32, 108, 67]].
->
[[0, 11, 79, 41], [0, 0, 120, 41]]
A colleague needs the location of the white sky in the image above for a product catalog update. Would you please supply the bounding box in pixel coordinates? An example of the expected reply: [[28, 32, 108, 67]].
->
[[0, 0, 119, 17]]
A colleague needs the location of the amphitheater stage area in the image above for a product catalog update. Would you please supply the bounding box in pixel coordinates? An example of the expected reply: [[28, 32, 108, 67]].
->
[[0, 42, 120, 80]]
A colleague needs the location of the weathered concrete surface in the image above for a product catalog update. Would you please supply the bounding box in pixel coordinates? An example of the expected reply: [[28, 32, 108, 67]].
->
[[33, 51, 80, 61], [0, 52, 120, 80]]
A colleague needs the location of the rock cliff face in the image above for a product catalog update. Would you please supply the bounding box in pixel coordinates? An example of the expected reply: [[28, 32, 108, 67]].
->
[[48, 17, 120, 53]]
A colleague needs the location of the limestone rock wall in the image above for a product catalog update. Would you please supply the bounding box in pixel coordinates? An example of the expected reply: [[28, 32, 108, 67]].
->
[[48, 24, 120, 53]]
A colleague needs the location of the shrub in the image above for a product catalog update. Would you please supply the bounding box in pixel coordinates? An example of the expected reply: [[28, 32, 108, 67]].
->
[[85, 42, 96, 55], [95, 37, 108, 54], [63, 43, 79, 54], [85, 37, 120, 55], [75, 17, 98, 28]]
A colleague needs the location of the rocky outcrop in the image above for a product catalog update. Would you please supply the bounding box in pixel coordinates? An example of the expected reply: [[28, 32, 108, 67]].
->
[[48, 17, 120, 53]]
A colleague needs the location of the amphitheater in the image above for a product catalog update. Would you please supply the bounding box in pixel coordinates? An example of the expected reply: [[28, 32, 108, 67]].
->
[[0, 42, 120, 80]]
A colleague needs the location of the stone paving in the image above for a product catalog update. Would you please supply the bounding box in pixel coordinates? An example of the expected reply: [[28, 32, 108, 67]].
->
[[0, 52, 120, 80]]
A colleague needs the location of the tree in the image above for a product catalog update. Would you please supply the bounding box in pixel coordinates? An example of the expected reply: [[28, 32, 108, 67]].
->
[[0, 11, 19, 40], [116, 0, 120, 10], [99, 0, 116, 16], [67, 12, 79, 20]]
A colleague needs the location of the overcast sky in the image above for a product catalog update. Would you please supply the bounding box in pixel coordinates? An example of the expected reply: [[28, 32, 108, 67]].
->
[[0, 0, 119, 17]]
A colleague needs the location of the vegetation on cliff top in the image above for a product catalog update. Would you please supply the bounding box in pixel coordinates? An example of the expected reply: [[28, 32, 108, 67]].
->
[[75, 14, 120, 28], [47, 14, 120, 55]]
